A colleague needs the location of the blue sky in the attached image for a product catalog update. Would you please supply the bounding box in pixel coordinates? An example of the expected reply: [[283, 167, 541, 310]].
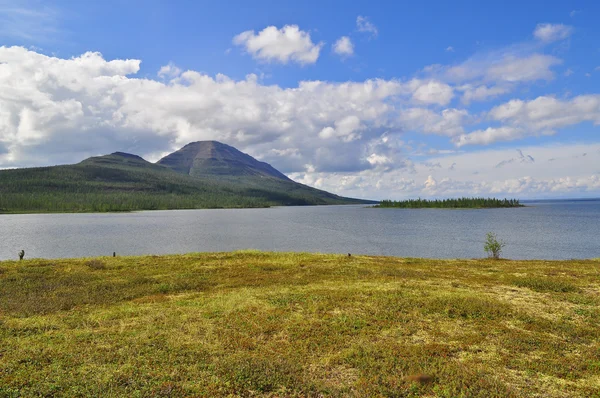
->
[[0, 0, 599, 199]]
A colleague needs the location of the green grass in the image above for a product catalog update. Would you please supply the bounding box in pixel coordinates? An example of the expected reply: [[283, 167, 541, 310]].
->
[[1, 252, 599, 397]]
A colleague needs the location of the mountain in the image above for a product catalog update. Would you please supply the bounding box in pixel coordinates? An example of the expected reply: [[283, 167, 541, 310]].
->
[[0, 142, 375, 213], [158, 141, 290, 180]]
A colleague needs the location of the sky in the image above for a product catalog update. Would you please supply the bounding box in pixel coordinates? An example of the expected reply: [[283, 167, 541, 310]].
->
[[0, 0, 599, 200]]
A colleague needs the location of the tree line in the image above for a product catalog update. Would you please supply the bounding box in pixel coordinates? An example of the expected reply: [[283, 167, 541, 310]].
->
[[376, 197, 523, 209]]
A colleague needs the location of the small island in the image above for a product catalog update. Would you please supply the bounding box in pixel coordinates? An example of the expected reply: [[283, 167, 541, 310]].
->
[[375, 197, 523, 209]]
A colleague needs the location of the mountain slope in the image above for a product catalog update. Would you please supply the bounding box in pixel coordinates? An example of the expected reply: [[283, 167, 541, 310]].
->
[[0, 145, 375, 213], [157, 141, 290, 180]]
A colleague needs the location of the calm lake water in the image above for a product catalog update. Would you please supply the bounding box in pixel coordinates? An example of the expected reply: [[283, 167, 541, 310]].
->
[[1, 200, 599, 260]]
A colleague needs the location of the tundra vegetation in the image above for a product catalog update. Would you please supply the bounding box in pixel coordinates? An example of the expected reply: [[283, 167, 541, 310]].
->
[[1, 252, 599, 397], [375, 197, 523, 209]]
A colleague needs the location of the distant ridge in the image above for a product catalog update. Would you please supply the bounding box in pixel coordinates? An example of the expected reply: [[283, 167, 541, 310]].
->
[[0, 141, 375, 213], [79, 152, 152, 168], [157, 141, 290, 180]]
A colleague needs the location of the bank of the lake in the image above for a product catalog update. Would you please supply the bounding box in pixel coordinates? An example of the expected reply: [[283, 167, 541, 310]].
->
[[1, 251, 599, 397]]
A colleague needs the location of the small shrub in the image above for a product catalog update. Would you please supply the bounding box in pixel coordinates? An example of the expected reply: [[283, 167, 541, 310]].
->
[[484, 232, 505, 260], [86, 260, 106, 270]]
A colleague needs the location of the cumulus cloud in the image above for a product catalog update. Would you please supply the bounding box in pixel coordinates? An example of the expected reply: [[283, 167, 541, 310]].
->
[[318, 115, 363, 142], [452, 127, 527, 147], [408, 79, 454, 105], [458, 84, 511, 103], [428, 52, 562, 91], [451, 94, 600, 147], [1, 45, 599, 199], [157, 62, 182, 79], [333, 36, 354, 56], [288, 143, 600, 199], [487, 54, 562, 82], [420, 30, 566, 108], [399, 108, 468, 136], [0, 46, 415, 171], [232, 25, 323, 65], [489, 95, 600, 131], [356, 16, 378, 38], [533, 23, 573, 43]]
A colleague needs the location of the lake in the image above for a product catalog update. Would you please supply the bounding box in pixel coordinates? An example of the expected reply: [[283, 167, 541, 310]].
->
[[1, 200, 599, 261]]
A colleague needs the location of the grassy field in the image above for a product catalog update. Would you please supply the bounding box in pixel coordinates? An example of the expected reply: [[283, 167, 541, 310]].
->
[[1, 252, 599, 397]]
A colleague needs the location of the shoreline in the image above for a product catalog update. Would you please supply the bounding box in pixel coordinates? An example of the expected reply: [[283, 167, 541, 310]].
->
[[1, 250, 598, 262], [0, 203, 376, 216]]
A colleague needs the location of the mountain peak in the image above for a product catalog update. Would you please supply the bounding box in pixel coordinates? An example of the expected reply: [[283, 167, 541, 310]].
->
[[111, 151, 146, 160], [79, 151, 150, 167], [157, 141, 290, 180]]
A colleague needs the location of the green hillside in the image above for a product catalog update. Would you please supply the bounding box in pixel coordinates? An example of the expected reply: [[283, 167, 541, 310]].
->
[[0, 149, 372, 213]]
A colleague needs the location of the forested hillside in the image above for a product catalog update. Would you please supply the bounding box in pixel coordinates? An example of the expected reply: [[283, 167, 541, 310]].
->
[[0, 151, 372, 213]]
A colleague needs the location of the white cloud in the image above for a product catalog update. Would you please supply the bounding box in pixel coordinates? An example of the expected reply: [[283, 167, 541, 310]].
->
[[485, 54, 561, 82], [269, 148, 301, 158], [444, 94, 600, 148], [452, 127, 527, 147], [400, 108, 467, 136], [458, 84, 511, 103], [420, 27, 567, 103], [409, 79, 454, 105], [366, 153, 392, 167], [232, 25, 323, 65], [534, 23, 573, 43], [157, 62, 182, 79], [445, 46, 454, 52], [333, 36, 354, 56], [289, 143, 600, 199], [489, 95, 600, 131], [356, 16, 378, 38], [432, 52, 562, 88], [1, 46, 599, 199], [424, 175, 437, 191], [318, 115, 363, 142], [0, 46, 409, 171]]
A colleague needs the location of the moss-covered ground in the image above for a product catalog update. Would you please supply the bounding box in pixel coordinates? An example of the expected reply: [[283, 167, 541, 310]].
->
[[1, 252, 599, 397]]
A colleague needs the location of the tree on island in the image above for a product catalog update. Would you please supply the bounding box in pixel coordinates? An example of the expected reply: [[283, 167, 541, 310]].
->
[[376, 197, 523, 209]]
